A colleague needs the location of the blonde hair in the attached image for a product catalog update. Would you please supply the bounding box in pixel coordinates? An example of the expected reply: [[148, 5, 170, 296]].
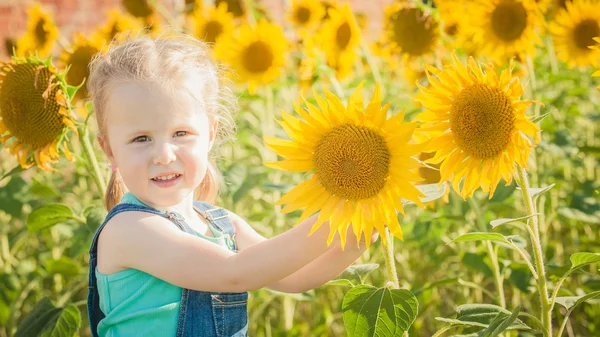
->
[[87, 31, 236, 211]]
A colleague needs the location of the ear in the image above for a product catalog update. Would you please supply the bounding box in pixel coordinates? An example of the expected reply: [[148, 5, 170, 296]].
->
[[207, 119, 219, 151], [97, 135, 115, 164]]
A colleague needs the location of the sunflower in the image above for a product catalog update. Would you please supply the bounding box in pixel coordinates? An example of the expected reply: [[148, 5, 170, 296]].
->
[[216, 0, 246, 18], [436, 0, 469, 38], [59, 33, 104, 102], [16, 3, 59, 58], [96, 9, 142, 44], [122, 0, 154, 18], [195, 3, 235, 45], [382, 2, 440, 62], [0, 56, 78, 171], [288, 0, 325, 32], [264, 83, 427, 248], [414, 55, 541, 199], [213, 20, 287, 94], [549, 0, 600, 67], [460, 0, 544, 63], [321, 1, 339, 20], [318, 4, 361, 79]]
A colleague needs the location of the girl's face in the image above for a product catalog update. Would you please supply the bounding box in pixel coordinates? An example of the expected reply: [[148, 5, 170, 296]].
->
[[100, 81, 216, 208]]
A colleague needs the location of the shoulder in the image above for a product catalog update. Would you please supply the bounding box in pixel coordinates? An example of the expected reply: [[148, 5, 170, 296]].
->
[[98, 211, 183, 255]]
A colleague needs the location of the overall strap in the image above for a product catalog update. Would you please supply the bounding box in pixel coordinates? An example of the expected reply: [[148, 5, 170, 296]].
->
[[193, 201, 235, 235], [193, 201, 238, 251]]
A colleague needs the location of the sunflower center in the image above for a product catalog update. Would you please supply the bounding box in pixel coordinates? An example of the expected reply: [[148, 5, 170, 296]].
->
[[217, 0, 245, 17], [390, 8, 438, 56], [202, 21, 223, 43], [450, 84, 516, 159], [34, 19, 48, 45], [314, 124, 390, 200], [573, 19, 600, 49], [295, 7, 311, 24], [0, 63, 65, 148], [445, 23, 458, 36], [242, 41, 274, 73], [336, 22, 352, 50], [123, 0, 154, 18], [65, 45, 99, 100], [491, 1, 528, 42]]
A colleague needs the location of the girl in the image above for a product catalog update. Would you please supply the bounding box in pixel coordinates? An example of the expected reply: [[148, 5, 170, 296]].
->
[[86, 33, 377, 337]]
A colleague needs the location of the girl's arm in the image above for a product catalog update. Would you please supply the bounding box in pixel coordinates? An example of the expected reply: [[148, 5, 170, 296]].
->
[[266, 240, 368, 293], [227, 211, 378, 293], [101, 210, 334, 293]]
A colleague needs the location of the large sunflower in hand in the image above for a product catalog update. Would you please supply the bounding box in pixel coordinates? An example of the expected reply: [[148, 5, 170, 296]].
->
[[264, 83, 426, 249]]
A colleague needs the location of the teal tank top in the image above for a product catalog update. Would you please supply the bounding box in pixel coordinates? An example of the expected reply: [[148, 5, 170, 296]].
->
[[95, 193, 230, 337]]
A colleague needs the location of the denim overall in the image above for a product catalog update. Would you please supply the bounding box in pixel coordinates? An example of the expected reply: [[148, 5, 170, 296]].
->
[[87, 200, 249, 337]]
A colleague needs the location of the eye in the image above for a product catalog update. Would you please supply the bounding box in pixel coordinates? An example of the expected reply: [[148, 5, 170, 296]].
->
[[174, 131, 188, 137], [132, 135, 150, 143]]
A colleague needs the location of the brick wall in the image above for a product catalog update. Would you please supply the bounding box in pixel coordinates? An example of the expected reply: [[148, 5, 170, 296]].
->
[[0, 0, 395, 59]]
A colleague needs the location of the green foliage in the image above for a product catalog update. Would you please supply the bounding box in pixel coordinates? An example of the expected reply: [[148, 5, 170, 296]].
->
[[342, 285, 418, 337]]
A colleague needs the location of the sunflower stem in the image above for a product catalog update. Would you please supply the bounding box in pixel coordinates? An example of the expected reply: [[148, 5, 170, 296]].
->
[[545, 35, 559, 74], [467, 198, 506, 308], [383, 227, 400, 289], [79, 124, 107, 196], [515, 165, 551, 337]]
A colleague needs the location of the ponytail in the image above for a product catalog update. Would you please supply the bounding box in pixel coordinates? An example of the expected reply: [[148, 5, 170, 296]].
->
[[105, 170, 127, 211], [194, 160, 222, 204]]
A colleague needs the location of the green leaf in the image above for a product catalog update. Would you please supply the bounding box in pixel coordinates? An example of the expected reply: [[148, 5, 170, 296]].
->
[[570, 252, 600, 271], [0, 164, 26, 183], [45, 256, 80, 277], [435, 304, 530, 331], [530, 184, 555, 200], [490, 214, 538, 228], [27, 204, 74, 233], [450, 232, 524, 247], [531, 111, 551, 123], [554, 291, 600, 310], [555, 290, 600, 310], [342, 285, 418, 337], [479, 306, 520, 337], [326, 279, 355, 287], [401, 183, 446, 205], [14, 297, 81, 337], [334, 264, 379, 285], [65, 81, 84, 102]]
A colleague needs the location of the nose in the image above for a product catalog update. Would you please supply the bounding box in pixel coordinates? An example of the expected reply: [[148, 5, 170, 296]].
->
[[153, 141, 177, 165]]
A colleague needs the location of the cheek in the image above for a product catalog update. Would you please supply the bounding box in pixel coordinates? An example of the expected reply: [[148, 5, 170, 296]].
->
[[183, 146, 209, 179]]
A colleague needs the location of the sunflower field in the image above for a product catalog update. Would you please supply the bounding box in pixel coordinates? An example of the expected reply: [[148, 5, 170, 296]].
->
[[1, 0, 599, 336]]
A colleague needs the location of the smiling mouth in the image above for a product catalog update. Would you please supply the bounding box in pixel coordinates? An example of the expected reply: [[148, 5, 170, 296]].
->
[[151, 173, 182, 181]]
